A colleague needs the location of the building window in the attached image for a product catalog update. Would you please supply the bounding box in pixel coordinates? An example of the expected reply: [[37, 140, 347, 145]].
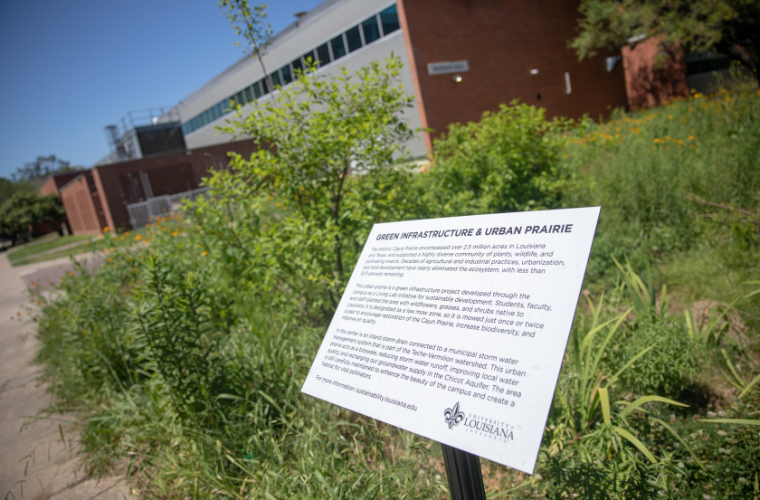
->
[[362, 15, 381, 44], [316, 42, 331, 66], [345, 25, 363, 53], [303, 50, 316, 67], [182, 3, 404, 134], [292, 57, 304, 75], [380, 5, 400, 34], [281, 64, 293, 84], [271, 70, 282, 88], [330, 34, 346, 60]]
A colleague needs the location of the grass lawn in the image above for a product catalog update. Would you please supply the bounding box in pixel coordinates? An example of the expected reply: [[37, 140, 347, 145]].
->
[[6, 234, 94, 263], [10, 237, 113, 266], [5, 232, 61, 254]]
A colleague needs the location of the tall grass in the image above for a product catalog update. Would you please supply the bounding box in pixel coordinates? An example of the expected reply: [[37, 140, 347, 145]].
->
[[30, 86, 760, 499]]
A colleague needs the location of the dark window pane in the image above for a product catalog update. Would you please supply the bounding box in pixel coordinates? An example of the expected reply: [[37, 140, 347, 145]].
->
[[303, 50, 315, 68], [346, 25, 362, 52], [261, 77, 270, 94], [380, 5, 400, 34], [292, 57, 303, 75], [211, 106, 218, 121], [201, 112, 208, 126], [271, 70, 281, 88], [253, 81, 262, 99], [330, 35, 346, 59], [237, 91, 245, 105], [245, 87, 253, 102], [362, 16, 380, 44], [281, 65, 292, 84], [316, 43, 331, 66]]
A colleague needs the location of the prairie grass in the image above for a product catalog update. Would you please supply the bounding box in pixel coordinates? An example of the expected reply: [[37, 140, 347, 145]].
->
[[28, 77, 760, 499]]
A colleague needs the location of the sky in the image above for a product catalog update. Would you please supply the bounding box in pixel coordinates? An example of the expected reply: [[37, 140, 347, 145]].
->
[[0, 0, 324, 180]]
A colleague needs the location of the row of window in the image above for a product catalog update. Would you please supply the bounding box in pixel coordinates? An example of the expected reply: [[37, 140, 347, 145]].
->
[[182, 4, 401, 136]]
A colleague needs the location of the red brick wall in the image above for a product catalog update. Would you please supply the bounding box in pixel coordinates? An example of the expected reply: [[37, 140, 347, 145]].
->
[[39, 177, 59, 197], [622, 35, 688, 110], [60, 175, 102, 235], [93, 139, 256, 231], [398, 0, 629, 150]]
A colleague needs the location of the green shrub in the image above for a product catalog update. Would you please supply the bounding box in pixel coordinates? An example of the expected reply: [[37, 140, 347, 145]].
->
[[608, 317, 699, 398], [424, 101, 571, 217]]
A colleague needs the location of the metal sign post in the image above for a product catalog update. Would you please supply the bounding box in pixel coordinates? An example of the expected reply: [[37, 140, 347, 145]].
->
[[441, 444, 487, 500]]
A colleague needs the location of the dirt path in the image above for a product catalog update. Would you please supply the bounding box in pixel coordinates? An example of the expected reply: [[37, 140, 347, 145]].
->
[[0, 252, 132, 500]]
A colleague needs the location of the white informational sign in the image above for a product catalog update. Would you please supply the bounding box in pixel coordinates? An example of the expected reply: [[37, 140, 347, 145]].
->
[[427, 60, 469, 75], [301, 207, 600, 474]]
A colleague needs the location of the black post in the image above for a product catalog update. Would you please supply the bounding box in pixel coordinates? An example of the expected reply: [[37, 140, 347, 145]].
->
[[441, 443, 487, 500]]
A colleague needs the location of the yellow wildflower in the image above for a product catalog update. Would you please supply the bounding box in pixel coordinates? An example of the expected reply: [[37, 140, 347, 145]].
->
[[135, 234, 143, 240], [202, 251, 209, 256]]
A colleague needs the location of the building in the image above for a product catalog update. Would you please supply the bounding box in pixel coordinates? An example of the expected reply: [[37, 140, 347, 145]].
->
[[51, 0, 669, 234], [175, 0, 629, 155]]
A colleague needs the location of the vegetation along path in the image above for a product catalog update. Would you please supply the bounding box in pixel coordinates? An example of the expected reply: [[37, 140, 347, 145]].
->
[[0, 252, 129, 500]]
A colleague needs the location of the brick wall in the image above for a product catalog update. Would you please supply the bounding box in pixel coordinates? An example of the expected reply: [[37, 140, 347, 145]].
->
[[60, 175, 103, 235], [398, 0, 629, 151], [93, 139, 256, 231], [621, 35, 689, 109]]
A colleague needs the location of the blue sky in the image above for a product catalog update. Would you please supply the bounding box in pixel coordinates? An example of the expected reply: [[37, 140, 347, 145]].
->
[[0, 0, 323, 180]]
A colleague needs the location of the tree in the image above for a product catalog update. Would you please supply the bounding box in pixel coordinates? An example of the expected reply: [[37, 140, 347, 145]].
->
[[0, 177, 27, 204], [11, 154, 81, 183], [0, 192, 67, 244], [570, 0, 759, 86], [219, 0, 277, 105]]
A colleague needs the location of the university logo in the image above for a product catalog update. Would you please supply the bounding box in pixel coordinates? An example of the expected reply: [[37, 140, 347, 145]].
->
[[443, 401, 515, 442], [443, 402, 465, 429]]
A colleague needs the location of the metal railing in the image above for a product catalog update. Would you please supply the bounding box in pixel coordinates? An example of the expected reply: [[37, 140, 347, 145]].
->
[[126, 187, 209, 229]]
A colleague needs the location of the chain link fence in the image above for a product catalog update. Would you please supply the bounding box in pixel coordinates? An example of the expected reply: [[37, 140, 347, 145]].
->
[[126, 187, 209, 229]]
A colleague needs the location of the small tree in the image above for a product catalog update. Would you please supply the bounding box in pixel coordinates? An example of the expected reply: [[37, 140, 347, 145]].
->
[[200, 57, 416, 310], [570, 0, 759, 85], [218, 0, 276, 105], [0, 192, 66, 244]]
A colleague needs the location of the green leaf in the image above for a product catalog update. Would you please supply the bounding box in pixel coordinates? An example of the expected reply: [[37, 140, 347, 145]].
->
[[618, 395, 688, 420], [650, 417, 705, 471], [599, 387, 611, 425], [739, 372, 760, 399], [613, 426, 657, 463], [699, 419, 760, 426]]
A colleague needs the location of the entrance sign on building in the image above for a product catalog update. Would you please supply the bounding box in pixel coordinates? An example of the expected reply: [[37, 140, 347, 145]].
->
[[427, 60, 470, 75], [302, 207, 600, 474]]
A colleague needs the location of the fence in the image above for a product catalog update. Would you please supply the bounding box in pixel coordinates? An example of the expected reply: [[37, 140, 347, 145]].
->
[[126, 187, 209, 229]]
